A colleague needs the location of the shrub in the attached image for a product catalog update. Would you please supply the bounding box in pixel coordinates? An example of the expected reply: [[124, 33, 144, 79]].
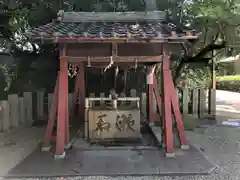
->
[[216, 76, 240, 93]]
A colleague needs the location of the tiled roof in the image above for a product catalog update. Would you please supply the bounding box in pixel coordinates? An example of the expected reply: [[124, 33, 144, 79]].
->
[[58, 11, 166, 22], [26, 11, 198, 43]]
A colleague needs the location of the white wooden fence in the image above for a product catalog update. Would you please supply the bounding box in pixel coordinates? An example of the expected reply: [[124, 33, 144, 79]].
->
[[0, 88, 216, 132], [0, 92, 32, 132]]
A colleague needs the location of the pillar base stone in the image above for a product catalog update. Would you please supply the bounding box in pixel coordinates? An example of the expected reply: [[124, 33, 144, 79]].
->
[[64, 143, 72, 149], [54, 152, 66, 160], [181, 145, 190, 150], [165, 152, 175, 158], [41, 145, 51, 152]]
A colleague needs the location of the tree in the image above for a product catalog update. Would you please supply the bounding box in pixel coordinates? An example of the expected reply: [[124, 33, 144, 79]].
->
[[172, 0, 240, 87], [0, 0, 239, 94]]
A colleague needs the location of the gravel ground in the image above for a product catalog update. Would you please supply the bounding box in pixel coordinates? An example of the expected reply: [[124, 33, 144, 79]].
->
[[5, 125, 240, 180]]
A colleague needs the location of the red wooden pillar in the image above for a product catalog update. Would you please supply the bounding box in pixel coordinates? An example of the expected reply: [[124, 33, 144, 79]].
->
[[78, 62, 85, 119], [162, 52, 175, 157], [71, 62, 85, 122], [146, 66, 154, 122], [162, 50, 189, 157], [55, 56, 69, 159], [64, 61, 69, 149], [147, 66, 162, 122], [41, 73, 59, 151], [41, 54, 70, 159], [153, 74, 162, 116], [71, 69, 81, 117]]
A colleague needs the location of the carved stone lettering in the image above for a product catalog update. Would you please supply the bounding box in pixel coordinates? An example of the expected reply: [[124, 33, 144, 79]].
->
[[115, 113, 135, 132], [94, 114, 111, 134]]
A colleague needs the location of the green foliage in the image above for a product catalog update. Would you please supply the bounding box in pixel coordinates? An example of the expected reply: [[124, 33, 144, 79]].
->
[[0, 0, 239, 92], [184, 67, 212, 88], [217, 80, 240, 92], [186, 0, 240, 51], [217, 75, 240, 81], [216, 75, 240, 92], [177, 0, 240, 87]]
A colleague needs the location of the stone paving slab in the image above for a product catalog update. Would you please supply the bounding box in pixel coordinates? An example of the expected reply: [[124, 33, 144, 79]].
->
[[6, 145, 215, 178], [0, 127, 44, 178]]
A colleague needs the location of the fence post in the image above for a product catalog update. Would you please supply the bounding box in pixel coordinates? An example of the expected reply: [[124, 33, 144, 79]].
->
[[84, 98, 89, 139], [48, 93, 53, 113], [182, 88, 189, 116], [37, 91, 44, 120], [8, 94, 19, 128], [100, 93, 105, 107], [199, 88, 206, 118], [19, 97, 26, 126], [141, 93, 147, 120], [209, 89, 216, 119], [120, 92, 126, 106], [130, 89, 137, 107], [192, 89, 199, 118], [0, 100, 10, 132], [89, 93, 95, 108], [68, 93, 73, 112], [23, 92, 33, 125]]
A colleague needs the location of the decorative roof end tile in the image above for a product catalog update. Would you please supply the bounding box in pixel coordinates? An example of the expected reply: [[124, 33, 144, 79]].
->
[[67, 32, 76, 37]]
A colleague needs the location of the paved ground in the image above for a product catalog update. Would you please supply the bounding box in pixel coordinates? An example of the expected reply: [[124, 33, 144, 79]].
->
[[0, 127, 45, 179], [1, 90, 240, 180], [216, 90, 240, 120], [3, 126, 239, 180]]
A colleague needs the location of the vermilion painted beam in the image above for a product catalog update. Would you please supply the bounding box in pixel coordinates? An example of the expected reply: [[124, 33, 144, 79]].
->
[[51, 136, 56, 141], [71, 69, 81, 117], [162, 53, 174, 154], [78, 62, 85, 119], [42, 73, 59, 148], [152, 115, 160, 121], [64, 60, 69, 146], [153, 74, 162, 115], [148, 71, 162, 122], [55, 57, 68, 157], [148, 84, 154, 122], [168, 73, 188, 146], [162, 50, 189, 156], [71, 62, 85, 119]]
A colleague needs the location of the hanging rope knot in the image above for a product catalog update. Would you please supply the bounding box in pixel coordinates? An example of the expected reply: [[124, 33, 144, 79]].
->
[[87, 56, 91, 67], [104, 56, 114, 72]]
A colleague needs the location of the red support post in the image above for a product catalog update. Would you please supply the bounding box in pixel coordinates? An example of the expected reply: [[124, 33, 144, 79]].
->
[[55, 57, 68, 159], [71, 62, 85, 120], [147, 71, 162, 122], [41, 50, 70, 159], [168, 73, 188, 148], [41, 73, 59, 151], [71, 69, 81, 117], [64, 63, 69, 148], [162, 50, 189, 157], [153, 74, 162, 115], [162, 53, 174, 156], [78, 62, 85, 119], [148, 84, 154, 122]]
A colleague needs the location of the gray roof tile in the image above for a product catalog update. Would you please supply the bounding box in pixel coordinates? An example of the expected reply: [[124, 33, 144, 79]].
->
[[26, 11, 198, 42], [26, 21, 197, 42]]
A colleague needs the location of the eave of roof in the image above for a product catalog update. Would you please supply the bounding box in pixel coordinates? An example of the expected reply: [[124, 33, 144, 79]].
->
[[25, 11, 199, 43], [57, 11, 166, 22]]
